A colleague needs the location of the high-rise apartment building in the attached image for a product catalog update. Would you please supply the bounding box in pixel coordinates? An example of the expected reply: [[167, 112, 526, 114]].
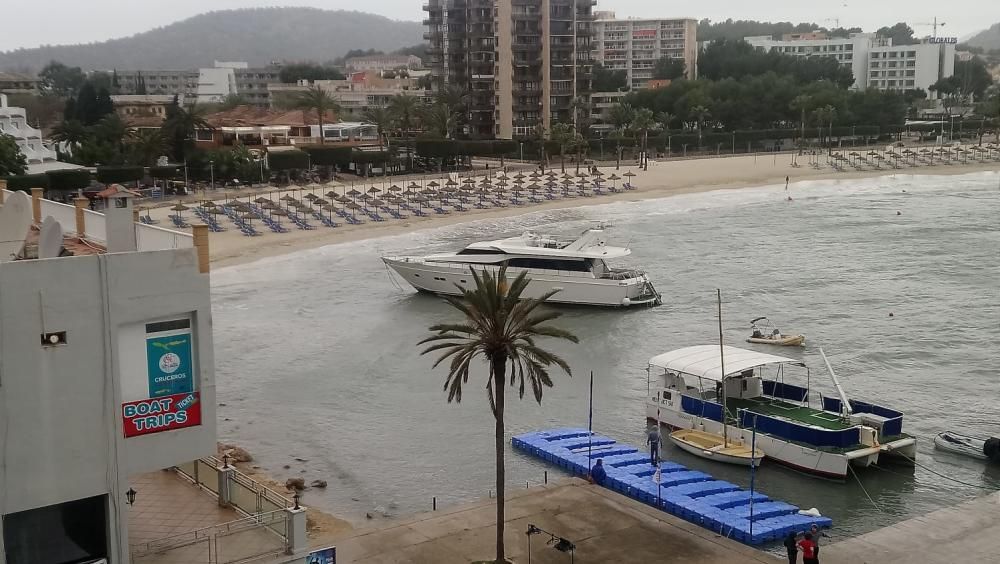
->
[[424, 0, 595, 139], [592, 11, 698, 90]]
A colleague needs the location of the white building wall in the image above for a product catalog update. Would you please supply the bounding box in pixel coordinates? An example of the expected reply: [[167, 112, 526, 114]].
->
[[0, 247, 216, 563], [197, 67, 237, 104]]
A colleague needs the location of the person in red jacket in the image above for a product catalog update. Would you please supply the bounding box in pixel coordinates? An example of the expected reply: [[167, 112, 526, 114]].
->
[[798, 532, 818, 564]]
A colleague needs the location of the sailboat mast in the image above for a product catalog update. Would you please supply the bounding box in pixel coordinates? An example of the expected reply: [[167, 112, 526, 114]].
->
[[718, 289, 728, 446]]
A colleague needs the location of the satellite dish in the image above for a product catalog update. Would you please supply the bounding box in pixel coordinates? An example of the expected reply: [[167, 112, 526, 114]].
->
[[38, 216, 64, 259], [0, 191, 33, 262]]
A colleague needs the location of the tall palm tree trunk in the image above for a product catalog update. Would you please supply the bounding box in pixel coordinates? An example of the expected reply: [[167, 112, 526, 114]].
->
[[493, 354, 507, 563], [318, 114, 325, 145]]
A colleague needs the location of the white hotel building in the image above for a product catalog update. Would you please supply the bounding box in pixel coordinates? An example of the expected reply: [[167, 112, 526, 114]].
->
[[593, 11, 698, 90], [745, 33, 955, 95], [0, 94, 57, 167]]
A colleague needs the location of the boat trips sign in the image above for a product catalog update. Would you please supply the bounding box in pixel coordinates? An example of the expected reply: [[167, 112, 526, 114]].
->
[[123, 392, 202, 437], [122, 319, 201, 437]]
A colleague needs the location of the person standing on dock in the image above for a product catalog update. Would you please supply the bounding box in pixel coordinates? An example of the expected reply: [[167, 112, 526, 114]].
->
[[647, 428, 661, 466], [810, 524, 829, 558], [590, 459, 607, 486]]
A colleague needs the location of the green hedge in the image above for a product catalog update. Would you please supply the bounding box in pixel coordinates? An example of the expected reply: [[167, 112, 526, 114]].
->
[[150, 165, 180, 179], [2, 174, 49, 191], [351, 150, 391, 164], [96, 165, 144, 184], [267, 150, 310, 171], [46, 169, 92, 192], [302, 146, 353, 166]]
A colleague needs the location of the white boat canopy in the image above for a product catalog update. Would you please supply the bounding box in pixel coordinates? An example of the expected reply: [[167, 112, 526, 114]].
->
[[648, 345, 804, 382]]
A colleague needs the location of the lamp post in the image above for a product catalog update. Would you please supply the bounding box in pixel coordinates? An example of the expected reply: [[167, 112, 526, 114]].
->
[[526, 524, 575, 564], [209, 161, 215, 191], [519, 141, 524, 162]]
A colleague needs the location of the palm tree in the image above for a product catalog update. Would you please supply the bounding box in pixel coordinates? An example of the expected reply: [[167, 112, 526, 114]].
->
[[419, 103, 459, 139], [418, 267, 578, 564], [691, 105, 710, 148], [362, 106, 395, 151], [811, 105, 837, 154], [94, 113, 132, 158], [790, 94, 812, 145], [389, 94, 419, 136], [630, 108, 655, 170], [549, 122, 576, 173], [293, 86, 342, 145], [654, 111, 674, 132], [162, 103, 212, 161], [128, 129, 165, 166], [608, 103, 635, 135], [51, 119, 90, 153]]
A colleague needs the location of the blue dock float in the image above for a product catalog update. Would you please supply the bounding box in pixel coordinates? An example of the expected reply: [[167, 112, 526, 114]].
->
[[512, 427, 832, 546]]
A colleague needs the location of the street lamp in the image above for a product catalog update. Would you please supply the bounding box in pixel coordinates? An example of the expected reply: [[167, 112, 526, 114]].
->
[[519, 141, 524, 162], [209, 160, 215, 191]]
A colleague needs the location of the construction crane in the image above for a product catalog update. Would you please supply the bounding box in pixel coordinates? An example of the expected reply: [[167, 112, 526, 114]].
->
[[914, 17, 947, 39]]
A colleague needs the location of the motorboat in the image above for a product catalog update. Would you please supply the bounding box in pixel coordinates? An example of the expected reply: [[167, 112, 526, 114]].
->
[[645, 345, 917, 480], [934, 431, 1000, 463], [747, 317, 805, 346], [382, 226, 661, 307], [668, 428, 763, 467]]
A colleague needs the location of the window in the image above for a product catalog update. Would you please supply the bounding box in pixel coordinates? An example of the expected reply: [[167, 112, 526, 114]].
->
[[195, 129, 214, 141], [506, 258, 592, 272], [907, 51, 916, 57]]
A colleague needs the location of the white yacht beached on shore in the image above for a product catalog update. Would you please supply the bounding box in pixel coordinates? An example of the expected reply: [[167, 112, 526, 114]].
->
[[382, 226, 661, 307]]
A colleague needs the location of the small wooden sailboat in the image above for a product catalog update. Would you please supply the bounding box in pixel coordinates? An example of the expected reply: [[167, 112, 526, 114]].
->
[[934, 431, 1000, 463], [747, 316, 805, 346], [667, 290, 766, 468], [669, 428, 763, 467]]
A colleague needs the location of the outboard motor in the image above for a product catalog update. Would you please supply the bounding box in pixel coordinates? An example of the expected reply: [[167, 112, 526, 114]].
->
[[984, 437, 1000, 463]]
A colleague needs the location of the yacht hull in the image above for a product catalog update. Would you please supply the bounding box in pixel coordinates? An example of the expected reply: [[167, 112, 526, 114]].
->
[[384, 258, 660, 307]]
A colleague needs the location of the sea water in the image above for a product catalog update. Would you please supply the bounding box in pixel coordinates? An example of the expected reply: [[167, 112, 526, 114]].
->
[[211, 171, 1000, 541]]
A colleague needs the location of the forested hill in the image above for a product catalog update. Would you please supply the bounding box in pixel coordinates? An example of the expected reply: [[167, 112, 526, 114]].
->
[[965, 23, 1000, 51], [0, 8, 423, 72], [697, 19, 862, 42]]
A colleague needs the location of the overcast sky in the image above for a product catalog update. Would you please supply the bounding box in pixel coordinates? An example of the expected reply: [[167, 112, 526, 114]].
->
[[1, 0, 995, 52]]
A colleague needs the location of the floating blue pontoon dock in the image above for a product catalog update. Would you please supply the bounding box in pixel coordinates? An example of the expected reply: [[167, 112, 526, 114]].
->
[[512, 427, 832, 545]]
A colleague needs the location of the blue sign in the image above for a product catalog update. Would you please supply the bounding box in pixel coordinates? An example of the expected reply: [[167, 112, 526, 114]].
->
[[146, 332, 194, 398], [306, 547, 336, 564]]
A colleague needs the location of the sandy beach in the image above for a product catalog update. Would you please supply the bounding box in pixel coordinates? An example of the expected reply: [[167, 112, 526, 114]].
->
[[143, 150, 999, 268]]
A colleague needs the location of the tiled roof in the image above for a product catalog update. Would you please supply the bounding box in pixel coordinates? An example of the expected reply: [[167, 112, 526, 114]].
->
[[203, 105, 337, 128]]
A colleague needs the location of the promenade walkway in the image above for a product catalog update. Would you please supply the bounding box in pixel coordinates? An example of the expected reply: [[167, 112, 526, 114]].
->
[[317, 479, 774, 564]]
